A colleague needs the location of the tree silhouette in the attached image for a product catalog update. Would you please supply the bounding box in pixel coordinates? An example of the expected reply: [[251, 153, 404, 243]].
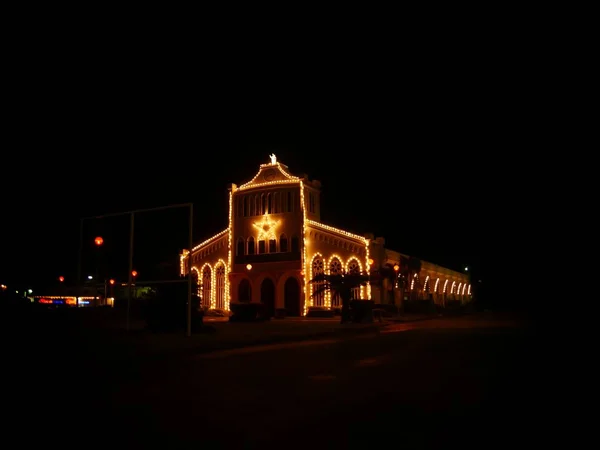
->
[[310, 271, 370, 323]]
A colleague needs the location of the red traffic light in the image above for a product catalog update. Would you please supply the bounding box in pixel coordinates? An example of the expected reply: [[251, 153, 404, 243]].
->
[[94, 236, 104, 246], [59, 276, 65, 282]]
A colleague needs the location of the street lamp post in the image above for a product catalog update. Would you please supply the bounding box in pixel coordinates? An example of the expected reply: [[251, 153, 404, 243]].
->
[[94, 237, 103, 306]]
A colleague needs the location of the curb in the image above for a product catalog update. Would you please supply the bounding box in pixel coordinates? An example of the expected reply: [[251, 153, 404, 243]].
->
[[144, 322, 390, 359]]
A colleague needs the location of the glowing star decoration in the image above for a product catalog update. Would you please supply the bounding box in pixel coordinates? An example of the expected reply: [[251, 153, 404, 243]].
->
[[253, 214, 281, 241], [270, 153, 277, 165]]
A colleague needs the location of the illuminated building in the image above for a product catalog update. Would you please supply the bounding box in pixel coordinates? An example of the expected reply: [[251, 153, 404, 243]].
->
[[180, 155, 471, 316]]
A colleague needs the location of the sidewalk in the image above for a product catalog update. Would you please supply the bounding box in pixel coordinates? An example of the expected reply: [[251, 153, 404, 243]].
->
[[88, 318, 391, 361], [387, 313, 440, 323]]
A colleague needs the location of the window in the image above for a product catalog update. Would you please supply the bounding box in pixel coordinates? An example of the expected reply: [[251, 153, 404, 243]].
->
[[247, 237, 255, 255], [291, 235, 299, 253], [312, 257, 325, 307], [215, 264, 225, 310], [269, 239, 277, 253], [202, 266, 211, 308], [258, 240, 266, 254], [236, 237, 245, 256], [348, 259, 361, 300], [280, 234, 288, 252]]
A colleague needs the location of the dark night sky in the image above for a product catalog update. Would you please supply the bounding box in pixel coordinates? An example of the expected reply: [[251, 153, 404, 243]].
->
[[1, 76, 515, 301]]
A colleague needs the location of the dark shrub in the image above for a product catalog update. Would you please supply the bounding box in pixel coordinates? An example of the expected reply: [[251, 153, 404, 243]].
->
[[229, 303, 269, 322]]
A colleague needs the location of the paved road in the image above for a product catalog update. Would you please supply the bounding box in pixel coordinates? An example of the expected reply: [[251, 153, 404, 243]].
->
[[6, 313, 541, 449]]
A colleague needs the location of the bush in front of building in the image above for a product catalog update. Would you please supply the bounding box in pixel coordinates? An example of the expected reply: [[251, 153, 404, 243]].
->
[[349, 300, 374, 323], [143, 286, 204, 332], [229, 302, 269, 322], [306, 306, 335, 318]]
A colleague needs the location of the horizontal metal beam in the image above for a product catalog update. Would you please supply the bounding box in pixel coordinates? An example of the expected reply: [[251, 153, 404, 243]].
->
[[122, 279, 190, 285], [82, 203, 193, 220]]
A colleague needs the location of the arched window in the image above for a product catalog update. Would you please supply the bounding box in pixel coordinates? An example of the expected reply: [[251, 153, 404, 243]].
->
[[202, 266, 211, 309], [347, 259, 361, 300], [291, 235, 299, 253], [247, 236, 255, 255], [269, 238, 277, 253], [215, 263, 225, 310], [236, 237, 245, 256], [280, 233, 288, 252], [329, 257, 343, 307], [258, 239, 266, 254], [312, 256, 325, 307], [261, 194, 267, 215]]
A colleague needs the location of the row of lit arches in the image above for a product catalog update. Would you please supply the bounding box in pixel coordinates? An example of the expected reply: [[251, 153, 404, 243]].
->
[[406, 274, 472, 300], [309, 253, 365, 309], [236, 234, 300, 255], [191, 259, 229, 310]]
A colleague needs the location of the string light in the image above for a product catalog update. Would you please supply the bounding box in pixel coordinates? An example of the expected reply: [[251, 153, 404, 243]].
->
[[190, 266, 201, 297], [198, 262, 212, 309], [253, 214, 281, 241], [451, 281, 456, 294], [227, 189, 234, 311], [300, 181, 308, 315], [306, 219, 366, 243], [191, 229, 228, 252], [443, 280, 449, 293]]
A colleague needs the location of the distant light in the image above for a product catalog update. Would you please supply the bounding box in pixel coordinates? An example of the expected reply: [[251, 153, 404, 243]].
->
[[88, 275, 93, 280], [131, 270, 138, 277], [0, 284, 6, 290], [465, 267, 469, 271], [109, 279, 115, 285], [246, 264, 252, 270], [28, 289, 33, 294], [94, 236, 104, 246], [368, 258, 374, 265], [393, 264, 400, 271], [59, 276, 65, 282]]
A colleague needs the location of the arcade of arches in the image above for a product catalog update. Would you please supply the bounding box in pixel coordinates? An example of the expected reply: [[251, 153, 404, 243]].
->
[[181, 155, 472, 316]]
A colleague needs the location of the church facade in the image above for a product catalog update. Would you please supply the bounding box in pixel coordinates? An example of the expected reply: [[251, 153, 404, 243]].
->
[[180, 155, 471, 316]]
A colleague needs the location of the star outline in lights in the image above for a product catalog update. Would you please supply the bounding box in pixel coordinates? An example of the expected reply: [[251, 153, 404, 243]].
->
[[252, 214, 281, 241]]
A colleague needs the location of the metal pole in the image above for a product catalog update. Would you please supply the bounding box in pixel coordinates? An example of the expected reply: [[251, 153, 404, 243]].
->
[[186, 203, 193, 337], [126, 212, 134, 331], [76, 218, 83, 308]]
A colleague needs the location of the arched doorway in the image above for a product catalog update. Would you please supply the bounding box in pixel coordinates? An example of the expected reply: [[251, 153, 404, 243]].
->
[[284, 277, 301, 317], [260, 278, 275, 317], [238, 279, 251, 303]]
